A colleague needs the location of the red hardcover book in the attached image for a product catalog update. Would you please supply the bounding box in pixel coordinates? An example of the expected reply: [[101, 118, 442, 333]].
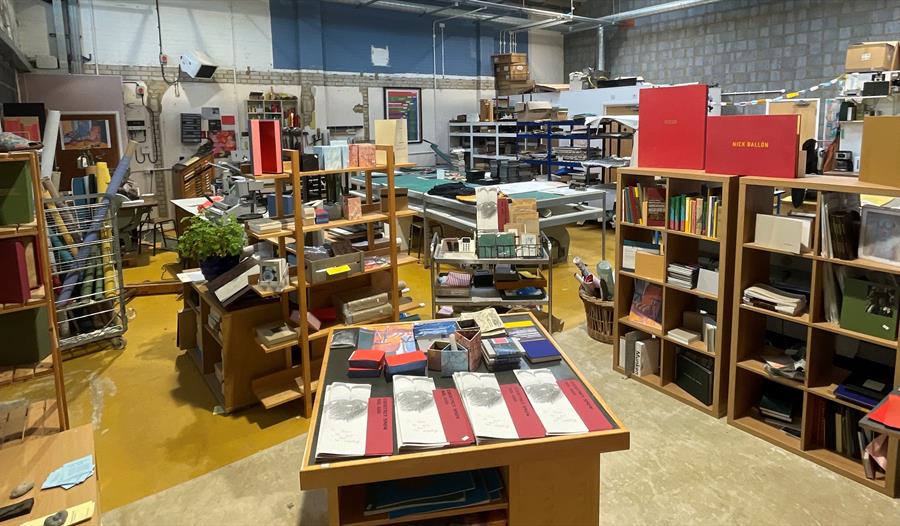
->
[[250, 119, 282, 175], [0, 238, 32, 303], [500, 383, 546, 439], [349, 349, 385, 369], [558, 379, 613, 431], [705, 115, 800, 178], [433, 388, 475, 446], [365, 397, 394, 456], [638, 84, 708, 169], [868, 393, 900, 430]]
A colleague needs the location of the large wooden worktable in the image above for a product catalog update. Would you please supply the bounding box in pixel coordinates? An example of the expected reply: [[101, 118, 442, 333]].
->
[[300, 313, 629, 526]]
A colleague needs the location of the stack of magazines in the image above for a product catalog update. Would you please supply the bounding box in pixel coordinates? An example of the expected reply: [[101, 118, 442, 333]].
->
[[667, 263, 699, 289], [742, 283, 807, 316], [481, 337, 525, 372]]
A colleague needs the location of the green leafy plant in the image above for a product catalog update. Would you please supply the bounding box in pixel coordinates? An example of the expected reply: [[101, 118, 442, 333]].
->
[[178, 214, 246, 261]]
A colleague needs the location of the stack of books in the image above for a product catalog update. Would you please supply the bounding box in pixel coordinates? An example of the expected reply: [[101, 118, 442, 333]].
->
[[668, 190, 722, 237], [348, 349, 385, 378], [742, 283, 807, 316], [667, 327, 701, 346], [759, 389, 800, 438], [246, 218, 282, 235], [363, 468, 504, 519], [255, 322, 296, 348], [620, 184, 666, 226], [481, 337, 524, 372], [667, 263, 699, 289]]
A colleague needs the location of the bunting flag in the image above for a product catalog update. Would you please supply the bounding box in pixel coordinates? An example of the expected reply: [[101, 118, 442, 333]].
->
[[719, 75, 846, 107]]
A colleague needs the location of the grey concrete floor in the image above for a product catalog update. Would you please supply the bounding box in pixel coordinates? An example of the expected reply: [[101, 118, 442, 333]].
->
[[102, 326, 900, 525]]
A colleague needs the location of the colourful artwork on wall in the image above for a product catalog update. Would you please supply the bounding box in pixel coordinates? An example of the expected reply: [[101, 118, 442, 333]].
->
[[60, 119, 111, 150], [383, 87, 422, 143], [2, 116, 42, 141]]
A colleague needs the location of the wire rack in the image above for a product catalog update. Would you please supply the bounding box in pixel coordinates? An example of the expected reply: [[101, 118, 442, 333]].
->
[[43, 193, 127, 351]]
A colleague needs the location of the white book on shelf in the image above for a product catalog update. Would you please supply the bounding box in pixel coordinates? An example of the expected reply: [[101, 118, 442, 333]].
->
[[635, 339, 660, 376], [667, 328, 701, 346], [696, 268, 719, 295], [514, 369, 587, 435]]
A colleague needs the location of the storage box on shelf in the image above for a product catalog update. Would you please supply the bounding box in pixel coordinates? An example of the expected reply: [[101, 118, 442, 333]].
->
[[242, 146, 419, 416], [729, 175, 900, 496], [613, 167, 738, 418], [0, 151, 68, 438]]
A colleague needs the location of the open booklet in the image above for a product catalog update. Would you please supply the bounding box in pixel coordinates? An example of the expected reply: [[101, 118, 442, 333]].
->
[[315, 383, 372, 460]]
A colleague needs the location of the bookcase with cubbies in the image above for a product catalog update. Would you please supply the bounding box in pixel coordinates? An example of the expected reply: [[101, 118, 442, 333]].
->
[[613, 168, 739, 418], [729, 175, 900, 497]]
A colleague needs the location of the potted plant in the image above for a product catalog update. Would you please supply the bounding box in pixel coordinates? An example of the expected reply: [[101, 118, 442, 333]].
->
[[178, 214, 246, 280]]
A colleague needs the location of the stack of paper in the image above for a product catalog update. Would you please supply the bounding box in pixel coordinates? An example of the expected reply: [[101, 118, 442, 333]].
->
[[452, 372, 518, 443], [42, 454, 95, 490], [743, 283, 807, 316], [393, 376, 448, 450], [315, 383, 371, 460], [667, 263, 699, 289], [513, 369, 587, 435]]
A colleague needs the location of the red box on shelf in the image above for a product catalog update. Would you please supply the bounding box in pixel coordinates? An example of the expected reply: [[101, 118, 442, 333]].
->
[[250, 119, 282, 175], [637, 84, 709, 170], [705, 115, 800, 179]]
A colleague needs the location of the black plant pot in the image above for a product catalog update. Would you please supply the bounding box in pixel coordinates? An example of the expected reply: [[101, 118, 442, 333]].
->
[[200, 254, 239, 281]]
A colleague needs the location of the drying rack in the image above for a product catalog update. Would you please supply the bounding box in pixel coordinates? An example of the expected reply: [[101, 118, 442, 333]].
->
[[43, 193, 127, 350]]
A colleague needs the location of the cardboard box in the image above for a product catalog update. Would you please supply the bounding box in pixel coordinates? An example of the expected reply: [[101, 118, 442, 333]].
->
[[860, 115, 900, 187], [634, 251, 665, 282], [492, 53, 527, 65], [705, 115, 800, 178], [845, 41, 899, 72]]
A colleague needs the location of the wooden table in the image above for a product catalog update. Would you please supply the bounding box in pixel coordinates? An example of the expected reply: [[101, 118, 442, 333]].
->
[[299, 313, 629, 526], [0, 425, 99, 525]]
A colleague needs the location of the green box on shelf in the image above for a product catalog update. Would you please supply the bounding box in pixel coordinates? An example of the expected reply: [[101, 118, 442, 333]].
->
[[839, 277, 899, 340], [0, 306, 50, 366], [0, 160, 35, 225], [477, 233, 496, 258]]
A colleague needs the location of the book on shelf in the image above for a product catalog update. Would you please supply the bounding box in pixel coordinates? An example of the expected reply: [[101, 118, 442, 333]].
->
[[246, 218, 282, 234], [633, 338, 660, 377], [754, 214, 813, 254], [364, 468, 503, 519], [620, 183, 666, 226], [840, 363, 893, 405], [760, 346, 806, 381], [620, 330, 652, 373], [675, 348, 714, 405], [667, 262, 699, 289], [667, 328, 701, 346], [742, 283, 808, 316], [621, 240, 661, 272], [704, 114, 800, 179], [255, 322, 296, 346], [628, 281, 663, 330], [668, 187, 722, 237], [637, 84, 708, 170]]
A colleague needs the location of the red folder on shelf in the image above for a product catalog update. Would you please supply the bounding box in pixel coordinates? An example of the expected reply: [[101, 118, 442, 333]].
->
[[705, 115, 800, 178], [433, 388, 475, 446], [868, 393, 900, 430], [500, 384, 546, 439], [0, 238, 32, 303], [637, 84, 708, 169], [250, 119, 282, 175], [558, 379, 613, 431], [365, 397, 394, 456]]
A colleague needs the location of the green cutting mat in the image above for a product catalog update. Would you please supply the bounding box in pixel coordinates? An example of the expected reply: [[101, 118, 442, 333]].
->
[[376, 175, 559, 201]]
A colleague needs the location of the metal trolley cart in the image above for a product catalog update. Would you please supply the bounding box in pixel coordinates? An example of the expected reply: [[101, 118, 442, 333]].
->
[[43, 193, 127, 350]]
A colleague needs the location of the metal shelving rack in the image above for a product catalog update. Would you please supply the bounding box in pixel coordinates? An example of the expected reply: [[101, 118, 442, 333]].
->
[[429, 232, 553, 322], [516, 118, 632, 185]]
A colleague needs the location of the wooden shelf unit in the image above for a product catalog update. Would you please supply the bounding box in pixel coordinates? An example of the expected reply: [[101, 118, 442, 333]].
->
[[613, 167, 739, 418], [246, 146, 413, 416], [728, 175, 900, 497], [0, 152, 68, 437]]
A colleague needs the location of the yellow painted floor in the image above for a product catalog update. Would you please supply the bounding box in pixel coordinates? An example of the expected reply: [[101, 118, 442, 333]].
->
[[0, 223, 615, 512]]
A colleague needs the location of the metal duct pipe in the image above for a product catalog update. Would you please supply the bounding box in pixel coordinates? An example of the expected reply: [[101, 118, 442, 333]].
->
[[324, 0, 537, 27], [454, 0, 599, 25], [599, 0, 723, 24], [597, 25, 604, 72]]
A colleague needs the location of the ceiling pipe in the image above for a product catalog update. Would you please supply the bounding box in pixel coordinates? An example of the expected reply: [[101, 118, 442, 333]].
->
[[599, 0, 723, 24], [323, 0, 539, 27], [453, 0, 600, 25]]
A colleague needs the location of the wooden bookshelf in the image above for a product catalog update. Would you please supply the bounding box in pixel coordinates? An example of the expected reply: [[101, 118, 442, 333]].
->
[[728, 175, 900, 497], [613, 167, 739, 418]]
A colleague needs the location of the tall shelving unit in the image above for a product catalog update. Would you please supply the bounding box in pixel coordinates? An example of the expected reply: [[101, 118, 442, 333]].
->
[[245, 146, 418, 416], [448, 121, 518, 169], [0, 151, 68, 440], [729, 175, 900, 497], [613, 167, 738, 417]]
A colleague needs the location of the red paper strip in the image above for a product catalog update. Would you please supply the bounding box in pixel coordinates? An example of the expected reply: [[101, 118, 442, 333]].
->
[[558, 379, 613, 431], [500, 384, 546, 439], [365, 397, 394, 456], [433, 388, 475, 446]]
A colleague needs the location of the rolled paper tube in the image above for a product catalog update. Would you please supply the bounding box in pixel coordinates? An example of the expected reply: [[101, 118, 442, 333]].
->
[[41, 189, 78, 257], [40, 110, 60, 181]]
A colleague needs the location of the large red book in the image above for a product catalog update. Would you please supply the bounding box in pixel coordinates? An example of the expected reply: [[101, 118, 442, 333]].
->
[[637, 84, 708, 169], [250, 119, 282, 175], [705, 115, 800, 178], [0, 238, 32, 303]]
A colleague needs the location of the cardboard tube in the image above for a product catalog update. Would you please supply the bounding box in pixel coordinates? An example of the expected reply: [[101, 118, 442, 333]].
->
[[41, 110, 60, 181]]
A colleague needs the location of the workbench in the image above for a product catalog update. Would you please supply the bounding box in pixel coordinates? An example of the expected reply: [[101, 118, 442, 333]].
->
[[299, 312, 629, 525]]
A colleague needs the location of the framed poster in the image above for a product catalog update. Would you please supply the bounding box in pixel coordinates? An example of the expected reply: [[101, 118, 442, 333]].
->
[[56, 112, 122, 191], [859, 205, 900, 267], [383, 87, 422, 144], [60, 118, 112, 150]]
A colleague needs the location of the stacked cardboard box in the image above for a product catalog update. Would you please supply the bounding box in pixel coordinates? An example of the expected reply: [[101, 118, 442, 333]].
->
[[493, 53, 534, 95]]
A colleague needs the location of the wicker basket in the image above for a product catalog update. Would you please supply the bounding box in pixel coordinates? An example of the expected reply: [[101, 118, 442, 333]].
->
[[580, 291, 615, 343]]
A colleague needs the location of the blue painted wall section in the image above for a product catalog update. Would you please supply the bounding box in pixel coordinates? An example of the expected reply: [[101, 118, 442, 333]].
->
[[269, 0, 525, 75]]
